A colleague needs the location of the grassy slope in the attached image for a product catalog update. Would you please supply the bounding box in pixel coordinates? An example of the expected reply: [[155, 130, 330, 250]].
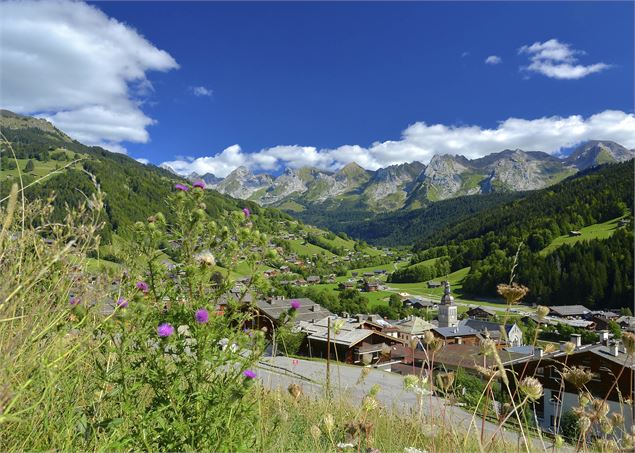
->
[[540, 215, 628, 255]]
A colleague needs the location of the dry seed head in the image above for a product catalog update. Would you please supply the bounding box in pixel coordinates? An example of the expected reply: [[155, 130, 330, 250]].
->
[[423, 331, 435, 345], [403, 374, 420, 391], [579, 416, 591, 433], [591, 398, 609, 418], [623, 332, 635, 356], [562, 366, 594, 389], [480, 339, 497, 357], [519, 376, 543, 402], [288, 383, 302, 400], [475, 365, 500, 380], [536, 305, 549, 320], [310, 425, 322, 441], [496, 282, 529, 305], [323, 413, 335, 433], [610, 412, 624, 427], [362, 395, 378, 412], [563, 341, 576, 355], [357, 366, 371, 385], [543, 343, 557, 354]]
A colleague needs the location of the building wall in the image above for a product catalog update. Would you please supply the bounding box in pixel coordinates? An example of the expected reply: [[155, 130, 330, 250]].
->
[[542, 389, 634, 435]]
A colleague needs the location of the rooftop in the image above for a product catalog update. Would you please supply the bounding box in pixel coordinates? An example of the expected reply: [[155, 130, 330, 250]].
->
[[548, 305, 591, 317], [256, 298, 333, 323]]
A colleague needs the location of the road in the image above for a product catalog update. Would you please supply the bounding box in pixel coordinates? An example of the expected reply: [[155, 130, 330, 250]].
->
[[256, 355, 568, 452]]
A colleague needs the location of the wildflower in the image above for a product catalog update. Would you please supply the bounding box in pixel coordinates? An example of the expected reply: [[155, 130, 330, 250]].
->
[[403, 374, 420, 391], [175, 183, 189, 191], [116, 297, 128, 308], [290, 299, 301, 310], [158, 323, 174, 337], [623, 332, 635, 356], [69, 296, 80, 306], [195, 251, 215, 266], [242, 207, 250, 217], [362, 395, 378, 412], [519, 376, 543, 402], [195, 308, 209, 324], [136, 281, 149, 293], [562, 366, 594, 389], [243, 369, 256, 379], [193, 180, 205, 189]]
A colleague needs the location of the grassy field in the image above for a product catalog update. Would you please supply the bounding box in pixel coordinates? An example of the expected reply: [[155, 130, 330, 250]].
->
[[1, 151, 86, 179], [540, 215, 629, 255], [288, 239, 335, 257]]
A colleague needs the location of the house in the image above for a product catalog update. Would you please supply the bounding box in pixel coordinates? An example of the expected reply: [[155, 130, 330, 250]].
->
[[403, 298, 434, 310], [338, 281, 356, 290], [432, 325, 481, 345], [390, 343, 529, 378], [263, 269, 278, 278], [460, 319, 524, 346], [510, 338, 635, 436], [427, 281, 442, 289], [466, 306, 498, 321], [363, 272, 375, 278], [568, 230, 582, 237], [363, 281, 380, 292], [307, 276, 321, 285], [394, 316, 435, 343], [547, 305, 591, 319], [373, 269, 387, 275], [296, 317, 406, 364], [616, 316, 635, 330], [250, 297, 334, 333], [279, 265, 290, 273]]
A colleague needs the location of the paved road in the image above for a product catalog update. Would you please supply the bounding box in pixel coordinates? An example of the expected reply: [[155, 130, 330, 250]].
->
[[256, 355, 568, 452]]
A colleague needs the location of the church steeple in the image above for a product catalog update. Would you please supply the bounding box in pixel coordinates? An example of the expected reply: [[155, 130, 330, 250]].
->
[[438, 280, 458, 327]]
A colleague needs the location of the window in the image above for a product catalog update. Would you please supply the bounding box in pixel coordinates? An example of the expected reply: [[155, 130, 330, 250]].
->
[[535, 367, 544, 377]]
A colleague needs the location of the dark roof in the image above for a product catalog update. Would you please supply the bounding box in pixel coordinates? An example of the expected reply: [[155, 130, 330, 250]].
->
[[256, 298, 333, 323], [461, 319, 515, 337], [467, 306, 497, 316], [391, 344, 527, 370], [548, 305, 591, 317], [432, 325, 480, 338]]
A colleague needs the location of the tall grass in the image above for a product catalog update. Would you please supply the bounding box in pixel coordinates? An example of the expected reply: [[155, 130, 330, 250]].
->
[[1, 141, 633, 451]]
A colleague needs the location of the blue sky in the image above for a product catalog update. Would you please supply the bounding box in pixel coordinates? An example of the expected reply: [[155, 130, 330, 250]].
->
[[2, 1, 634, 175]]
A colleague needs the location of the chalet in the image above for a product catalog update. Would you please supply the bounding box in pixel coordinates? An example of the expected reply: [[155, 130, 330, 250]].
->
[[363, 272, 375, 278], [326, 274, 337, 284], [351, 272, 359, 277], [390, 343, 529, 378], [403, 298, 434, 310], [279, 265, 290, 273], [296, 317, 406, 364], [263, 269, 278, 278], [510, 338, 635, 436], [295, 278, 308, 286], [617, 316, 635, 330], [427, 281, 442, 289], [306, 275, 321, 285], [363, 281, 380, 292], [394, 316, 434, 342], [250, 297, 334, 333], [466, 306, 498, 321], [432, 325, 481, 345], [568, 230, 582, 237], [338, 281, 356, 290], [547, 305, 591, 319], [373, 269, 387, 275]]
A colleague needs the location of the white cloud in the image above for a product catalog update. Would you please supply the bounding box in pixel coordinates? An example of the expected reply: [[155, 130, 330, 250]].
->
[[160, 110, 635, 177], [519, 39, 610, 79], [485, 55, 502, 65], [0, 0, 179, 153], [136, 158, 150, 165], [190, 86, 213, 97]]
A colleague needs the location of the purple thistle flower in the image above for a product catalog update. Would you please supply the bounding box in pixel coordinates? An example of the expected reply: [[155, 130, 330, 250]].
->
[[116, 297, 128, 309], [243, 369, 256, 379], [290, 299, 301, 310], [193, 180, 205, 189], [158, 323, 175, 337], [242, 207, 250, 218], [195, 308, 209, 324], [69, 296, 80, 306], [136, 281, 149, 293], [175, 183, 189, 192]]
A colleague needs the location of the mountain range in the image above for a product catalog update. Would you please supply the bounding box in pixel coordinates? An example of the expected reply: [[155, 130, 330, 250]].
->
[[173, 141, 634, 213]]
